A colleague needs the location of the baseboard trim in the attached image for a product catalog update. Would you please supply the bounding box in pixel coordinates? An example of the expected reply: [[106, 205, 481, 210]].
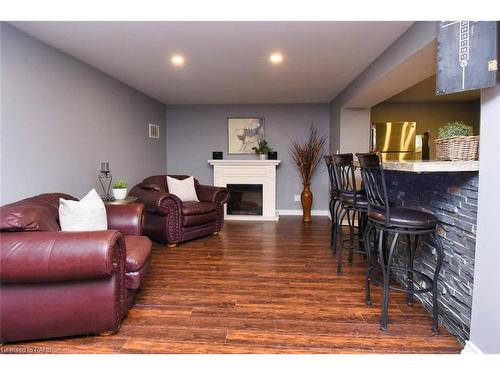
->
[[225, 214, 279, 221], [461, 340, 483, 354], [277, 209, 329, 216], [275, 210, 358, 226]]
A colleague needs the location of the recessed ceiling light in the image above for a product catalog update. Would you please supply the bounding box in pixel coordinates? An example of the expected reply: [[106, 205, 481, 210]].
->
[[270, 52, 283, 64], [171, 54, 185, 67]]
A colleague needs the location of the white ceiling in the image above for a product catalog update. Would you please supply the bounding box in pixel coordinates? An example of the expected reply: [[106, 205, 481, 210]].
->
[[10, 21, 413, 105]]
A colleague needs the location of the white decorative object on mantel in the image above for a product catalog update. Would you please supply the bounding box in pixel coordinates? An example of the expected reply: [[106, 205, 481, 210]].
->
[[208, 159, 281, 221]]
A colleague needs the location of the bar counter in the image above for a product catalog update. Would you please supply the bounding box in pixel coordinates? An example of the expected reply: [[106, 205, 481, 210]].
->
[[380, 160, 478, 343], [383, 160, 479, 173]]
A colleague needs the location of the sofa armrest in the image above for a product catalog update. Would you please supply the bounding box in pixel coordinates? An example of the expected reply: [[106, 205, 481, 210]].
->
[[106, 203, 144, 235], [130, 183, 182, 215], [196, 185, 229, 205], [0, 230, 125, 283]]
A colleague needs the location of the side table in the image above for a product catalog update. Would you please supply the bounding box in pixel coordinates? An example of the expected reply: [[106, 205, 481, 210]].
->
[[103, 196, 144, 233], [103, 196, 138, 205]]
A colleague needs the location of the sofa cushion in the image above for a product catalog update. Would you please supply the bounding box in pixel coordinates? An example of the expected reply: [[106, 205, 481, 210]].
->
[[182, 211, 217, 227], [124, 235, 152, 291], [59, 189, 107, 232], [125, 268, 150, 290], [124, 235, 152, 272], [181, 202, 216, 216], [0, 204, 61, 232]]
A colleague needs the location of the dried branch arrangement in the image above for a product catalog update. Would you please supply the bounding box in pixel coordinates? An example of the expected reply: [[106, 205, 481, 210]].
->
[[289, 125, 327, 185]]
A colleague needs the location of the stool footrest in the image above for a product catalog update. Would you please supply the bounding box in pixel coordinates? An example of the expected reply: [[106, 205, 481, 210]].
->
[[368, 266, 433, 294]]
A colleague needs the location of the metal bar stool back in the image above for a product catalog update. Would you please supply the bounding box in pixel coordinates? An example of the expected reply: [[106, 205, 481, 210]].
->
[[331, 153, 368, 274], [356, 153, 390, 223], [332, 153, 357, 204], [323, 155, 341, 252]]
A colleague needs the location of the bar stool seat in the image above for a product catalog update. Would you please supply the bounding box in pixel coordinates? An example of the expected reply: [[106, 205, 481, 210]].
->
[[368, 206, 437, 229]]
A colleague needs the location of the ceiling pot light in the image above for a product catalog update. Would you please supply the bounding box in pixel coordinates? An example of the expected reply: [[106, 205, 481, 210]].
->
[[270, 52, 283, 64], [171, 55, 185, 67]]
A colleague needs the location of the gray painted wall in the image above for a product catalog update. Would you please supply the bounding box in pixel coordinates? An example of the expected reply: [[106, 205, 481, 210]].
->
[[339, 108, 371, 155], [0, 23, 167, 204], [329, 104, 341, 154], [166, 104, 330, 211], [468, 84, 500, 353]]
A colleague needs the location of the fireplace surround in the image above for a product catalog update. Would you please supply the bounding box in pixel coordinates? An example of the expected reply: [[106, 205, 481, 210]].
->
[[208, 159, 281, 221]]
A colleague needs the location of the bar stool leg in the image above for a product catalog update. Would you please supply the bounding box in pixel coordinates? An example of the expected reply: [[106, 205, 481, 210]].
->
[[406, 234, 418, 306], [359, 211, 366, 252], [430, 232, 444, 334], [380, 232, 399, 331], [377, 230, 386, 329], [337, 208, 348, 275], [361, 212, 370, 258], [358, 211, 365, 254], [332, 199, 342, 255], [329, 198, 334, 246], [329, 198, 336, 247], [347, 210, 355, 265], [363, 223, 373, 306]]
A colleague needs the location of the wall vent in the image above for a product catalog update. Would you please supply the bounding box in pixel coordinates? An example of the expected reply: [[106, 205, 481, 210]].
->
[[149, 123, 160, 139]]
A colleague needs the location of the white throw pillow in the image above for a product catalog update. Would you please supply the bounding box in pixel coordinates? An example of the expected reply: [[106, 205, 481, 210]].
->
[[166, 176, 199, 202], [59, 188, 108, 231]]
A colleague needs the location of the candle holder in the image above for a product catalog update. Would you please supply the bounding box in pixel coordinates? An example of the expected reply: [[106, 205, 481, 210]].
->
[[98, 162, 114, 201]]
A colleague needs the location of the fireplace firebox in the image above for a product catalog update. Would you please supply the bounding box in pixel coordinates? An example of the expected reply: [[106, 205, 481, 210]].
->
[[227, 184, 263, 215]]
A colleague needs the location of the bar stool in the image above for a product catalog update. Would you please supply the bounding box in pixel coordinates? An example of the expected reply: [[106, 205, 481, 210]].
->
[[356, 152, 444, 333], [331, 153, 368, 274], [324, 155, 341, 253]]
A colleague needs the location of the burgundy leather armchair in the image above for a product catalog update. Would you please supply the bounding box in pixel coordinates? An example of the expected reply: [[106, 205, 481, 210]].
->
[[130, 175, 229, 246], [0, 193, 152, 343]]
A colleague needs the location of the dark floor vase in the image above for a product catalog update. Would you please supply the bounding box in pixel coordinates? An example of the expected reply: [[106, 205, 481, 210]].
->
[[301, 184, 313, 222]]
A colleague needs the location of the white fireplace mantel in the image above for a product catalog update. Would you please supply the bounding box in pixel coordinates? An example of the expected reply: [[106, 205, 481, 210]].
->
[[208, 160, 281, 167], [208, 159, 281, 221]]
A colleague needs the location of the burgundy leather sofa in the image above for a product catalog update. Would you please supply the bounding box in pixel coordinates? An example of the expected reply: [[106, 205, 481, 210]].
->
[[0, 193, 152, 343], [130, 175, 229, 246]]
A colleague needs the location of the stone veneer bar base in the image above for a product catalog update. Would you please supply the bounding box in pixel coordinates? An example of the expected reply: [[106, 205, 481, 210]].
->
[[384, 171, 478, 344]]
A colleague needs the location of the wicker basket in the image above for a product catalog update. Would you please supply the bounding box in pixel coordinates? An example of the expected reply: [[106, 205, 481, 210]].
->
[[435, 135, 479, 161]]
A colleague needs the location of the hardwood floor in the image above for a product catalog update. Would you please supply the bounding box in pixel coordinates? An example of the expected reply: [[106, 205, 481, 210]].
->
[[3, 217, 463, 354]]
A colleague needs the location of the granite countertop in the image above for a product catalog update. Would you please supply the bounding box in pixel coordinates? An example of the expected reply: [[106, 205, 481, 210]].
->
[[382, 160, 479, 173]]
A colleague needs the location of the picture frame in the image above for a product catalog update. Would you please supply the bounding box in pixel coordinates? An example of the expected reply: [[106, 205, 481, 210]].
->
[[227, 117, 265, 154]]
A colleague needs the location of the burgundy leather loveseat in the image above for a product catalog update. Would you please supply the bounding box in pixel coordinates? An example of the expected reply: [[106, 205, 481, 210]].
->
[[0, 193, 152, 343], [130, 175, 229, 246]]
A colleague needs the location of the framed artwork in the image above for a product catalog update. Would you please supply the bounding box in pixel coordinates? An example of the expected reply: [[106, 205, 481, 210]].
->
[[227, 117, 265, 154]]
